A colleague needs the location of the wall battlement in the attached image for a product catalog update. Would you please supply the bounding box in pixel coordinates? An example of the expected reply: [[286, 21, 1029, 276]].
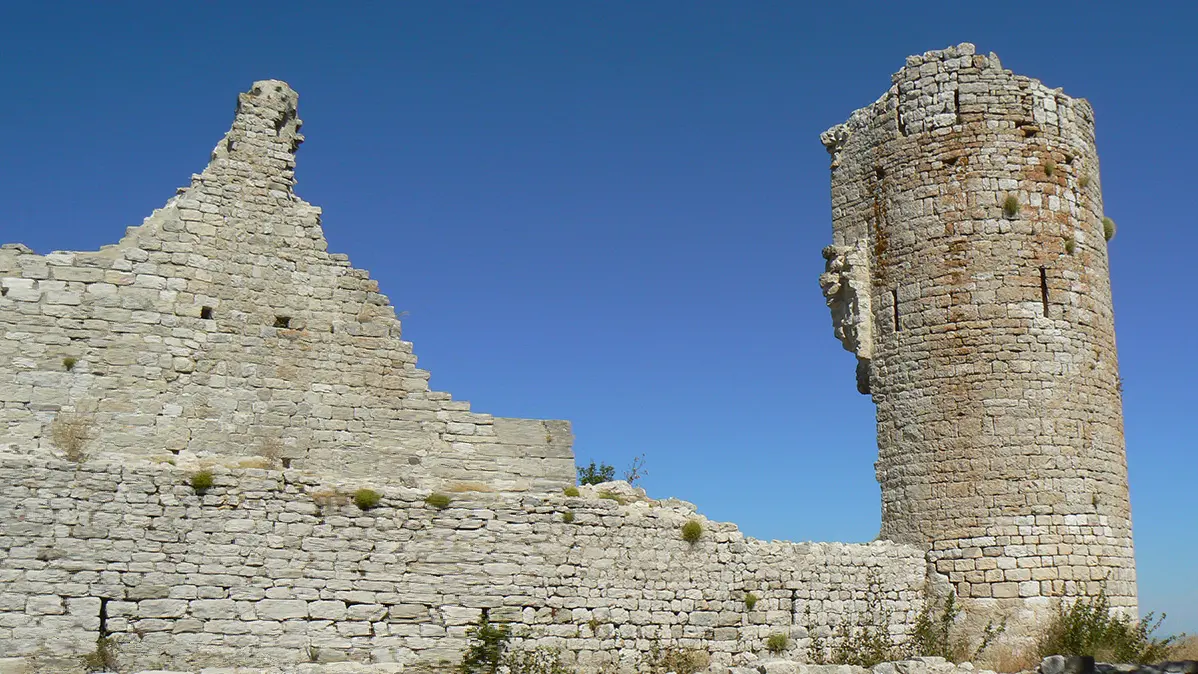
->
[[820, 43, 1136, 619], [0, 80, 574, 493]]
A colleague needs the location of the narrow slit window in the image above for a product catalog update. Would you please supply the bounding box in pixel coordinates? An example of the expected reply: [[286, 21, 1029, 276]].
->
[[892, 288, 901, 332], [200, 306, 214, 320], [1040, 267, 1049, 317], [274, 315, 291, 329]]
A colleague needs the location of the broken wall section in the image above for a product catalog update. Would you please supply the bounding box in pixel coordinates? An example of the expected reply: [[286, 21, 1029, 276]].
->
[[0, 80, 573, 492]]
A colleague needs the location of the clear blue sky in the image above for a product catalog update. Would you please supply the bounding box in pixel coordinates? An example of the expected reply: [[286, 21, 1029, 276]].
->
[[1, 2, 1194, 633]]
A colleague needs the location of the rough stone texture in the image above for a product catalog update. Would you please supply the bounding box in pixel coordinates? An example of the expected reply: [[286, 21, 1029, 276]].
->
[[0, 454, 928, 672], [0, 81, 573, 493], [820, 44, 1136, 623]]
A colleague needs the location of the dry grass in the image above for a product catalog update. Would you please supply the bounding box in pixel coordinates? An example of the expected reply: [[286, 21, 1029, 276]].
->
[[310, 489, 349, 513], [1170, 634, 1198, 659], [50, 412, 95, 463], [256, 436, 284, 469], [446, 481, 494, 493], [976, 643, 1040, 673]]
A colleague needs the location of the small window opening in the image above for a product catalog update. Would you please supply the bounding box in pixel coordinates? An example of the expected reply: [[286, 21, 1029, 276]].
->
[[1040, 267, 1049, 317], [281, 458, 292, 469], [274, 316, 291, 329], [875, 166, 886, 180], [200, 306, 214, 320], [892, 288, 901, 332], [1, 287, 8, 297]]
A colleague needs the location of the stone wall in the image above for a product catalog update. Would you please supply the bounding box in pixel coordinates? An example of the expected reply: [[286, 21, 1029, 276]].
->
[[0, 81, 573, 493], [0, 452, 929, 672], [820, 44, 1135, 621]]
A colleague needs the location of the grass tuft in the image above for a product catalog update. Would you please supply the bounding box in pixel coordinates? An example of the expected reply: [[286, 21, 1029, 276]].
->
[[680, 519, 703, 544], [190, 470, 214, 495], [1103, 217, 1116, 242], [562, 511, 575, 524], [745, 592, 758, 611], [1065, 237, 1077, 255], [1003, 195, 1021, 218], [767, 632, 790, 654], [1045, 160, 1057, 177], [353, 488, 381, 510], [62, 356, 77, 371], [562, 486, 580, 497], [425, 492, 451, 509]]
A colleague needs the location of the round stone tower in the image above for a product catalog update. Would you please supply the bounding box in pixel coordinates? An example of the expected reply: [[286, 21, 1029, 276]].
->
[[819, 44, 1136, 625]]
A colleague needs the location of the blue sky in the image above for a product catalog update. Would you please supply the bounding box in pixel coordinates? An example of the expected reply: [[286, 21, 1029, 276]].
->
[[1, 2, 1194, 633]]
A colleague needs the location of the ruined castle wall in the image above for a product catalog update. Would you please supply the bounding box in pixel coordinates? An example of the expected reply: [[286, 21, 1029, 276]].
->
[[0, 453, 929, 672], [820, 44, 1135, 616], [0, 81, 573, 492]]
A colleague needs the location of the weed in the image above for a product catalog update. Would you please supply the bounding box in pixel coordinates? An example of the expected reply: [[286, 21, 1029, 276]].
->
[[623, 453, 648, 486], [1045, 160, 1057, 177], [597, 491, 627, 504], [1003, 195, 1021, 218], [1079, 174, 1091, 188], [62, 356, 77, 371], [311, 489, 348, 514], [908, 590, 1005, 662], [745, 592, 759, 611], [353, 488, 381, 510], [587, 617, 601, 635], [562, 486, 580, 497], [460, 612, 510, 674], [578, 460, 615, 485], [1065, 237, 1077, 255], [447, 482, 494, 493], [81, 636, 118, 672], [1036, 589, 1181, 664], [1103, 217, 1116, 241], [256, 436, 283, 468], [642, 643, 710, 674], [190, 470, 214, 495], [562, 511, 575, 524], [767, 632, 790, 654], [426, 492, 451, 509], [504, 646, 575, 674], [50, 412, 94, 463], [680, 519, 703, 544]]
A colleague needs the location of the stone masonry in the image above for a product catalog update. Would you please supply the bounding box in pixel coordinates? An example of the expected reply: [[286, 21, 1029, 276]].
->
[[0, 45, 1143, 672], [820, 43, 1136, 626], [0, 81, 574, 493]]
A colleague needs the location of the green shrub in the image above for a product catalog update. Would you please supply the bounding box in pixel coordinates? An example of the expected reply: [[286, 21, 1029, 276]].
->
[[1003, 195, 1021, 218], [1103, 217, 1116, 241], [503, 646, 575, 674], [597, 490, 627, 504], [62, 356, 77, 371], [766, 632, 789, 654], [1045, 160, 1057, 177], [190, 470, 214, 495], [680, 519, 703, 544], [1064, 237, 1077, 255], [562, 511, 575, 524], [907, 591, 1006, 663], [425, 492, 451, 509], [1079, 174, 1092, 188], [460, 613, 510, 674], [1036, 589, 1180, 664], [745, 592, 759, 611], [577, 460, 614, 485], [353, 488, 381, 510], [81, 636, 118, 672], [562, 485, 580, 497]]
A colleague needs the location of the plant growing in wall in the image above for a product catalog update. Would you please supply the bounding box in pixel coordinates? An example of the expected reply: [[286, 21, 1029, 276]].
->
[[1035, 588, 1179, 664], [353, 488, 381, 510], [680, 519, 703, 544], [1003, 195, 1021, 218], [577, 460, 614, 485], [1079, 174, 1091, 188], [1064, 237, 1077, 255], [1103, 217, 1117, 241], [62, 356, 77, 371], [642, 643, 710, 674], [50, 412, 94, 463], [562, 511, 575, 523], [766, 632, 790, 654], [81, 636, 118, 672], [1044, 160, 1057, 177], [562, 486, 580, 497], [623, 453, 648, 486], [190, 470, 214, 495], [425, 492, 451, 509], [460, 612, 510, 674], [744, 592, 759, 611]]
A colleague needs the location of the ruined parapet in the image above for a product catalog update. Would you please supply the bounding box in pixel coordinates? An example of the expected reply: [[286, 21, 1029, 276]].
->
[[821, 45, 1135, 626], [0, 81, 575, 492]]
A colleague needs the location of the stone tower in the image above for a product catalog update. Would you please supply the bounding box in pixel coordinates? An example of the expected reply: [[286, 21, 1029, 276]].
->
[[820, 44, 1136, 622]]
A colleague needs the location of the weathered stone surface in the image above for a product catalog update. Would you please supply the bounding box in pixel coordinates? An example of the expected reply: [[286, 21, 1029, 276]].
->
[[821, 42, 1136, 625]]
